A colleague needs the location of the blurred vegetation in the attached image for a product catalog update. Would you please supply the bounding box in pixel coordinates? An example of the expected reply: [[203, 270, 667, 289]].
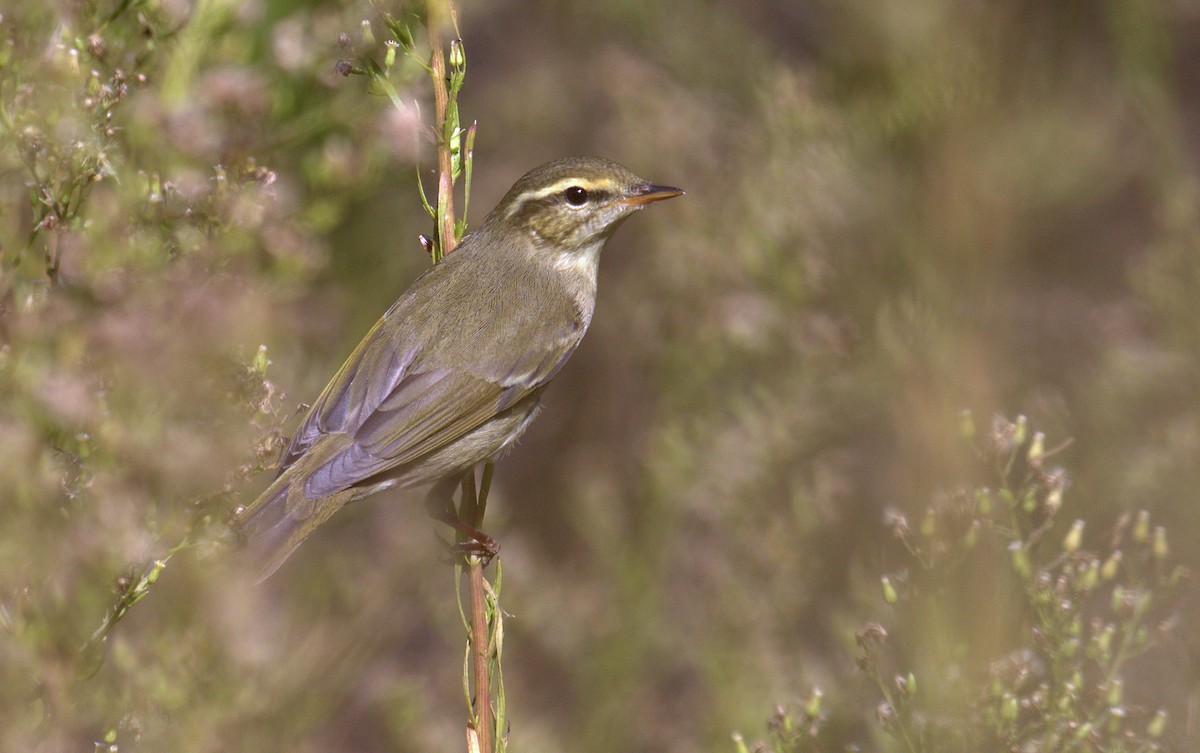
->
[[737, 414, 1181, 752], [2, 1, 1198, 752]]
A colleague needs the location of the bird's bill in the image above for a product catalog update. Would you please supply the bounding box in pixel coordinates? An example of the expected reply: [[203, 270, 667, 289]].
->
[[620, 183, 685, 207]]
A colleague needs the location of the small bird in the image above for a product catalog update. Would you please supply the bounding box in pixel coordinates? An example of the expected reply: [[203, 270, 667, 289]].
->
[[234, 157, 682, 579]]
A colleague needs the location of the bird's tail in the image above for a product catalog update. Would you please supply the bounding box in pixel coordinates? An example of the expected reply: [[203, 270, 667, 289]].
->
[[233, 473, 350, 582]]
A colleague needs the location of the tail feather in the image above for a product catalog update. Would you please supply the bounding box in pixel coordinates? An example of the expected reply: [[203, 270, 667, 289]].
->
[[234, 475, 351, 582]]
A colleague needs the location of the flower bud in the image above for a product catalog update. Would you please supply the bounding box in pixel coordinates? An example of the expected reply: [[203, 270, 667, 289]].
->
[[976, 487, 992, 516], [1133, 510, 1149, 543], [881, 576, 898, 605], [450, 39, 466, 70], [252, 344, 270, 374], [1107, 705, 1125, 734], [805, 688, 823, 718], [1063, 519, 1084, 553], [1106, 678, 1123, 706], [1147, 709, 1166, 738], [1027, 431, 1045, 466], [920, 508, 936, 537], [1100, 551, 1122, 581], [147, 558, 166, 584], [1111, 585, 1125, 612], [1000, 693, 1019, 722], [1080, 560, 1099, 591], [1152, 526, 1168, 560], [1044, 485, 1063, 515], [1073, 722, 1093, 742]]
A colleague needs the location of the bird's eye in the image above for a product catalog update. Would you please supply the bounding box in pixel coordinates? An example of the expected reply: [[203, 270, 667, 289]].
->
[[564, 186, 589, 206]]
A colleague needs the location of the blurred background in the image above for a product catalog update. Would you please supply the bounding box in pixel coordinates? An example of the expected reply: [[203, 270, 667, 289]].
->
[[2, 0, 1199, 751]]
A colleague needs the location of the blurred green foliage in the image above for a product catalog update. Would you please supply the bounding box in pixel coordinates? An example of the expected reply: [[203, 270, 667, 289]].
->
[[2, 1, 1199, 752]]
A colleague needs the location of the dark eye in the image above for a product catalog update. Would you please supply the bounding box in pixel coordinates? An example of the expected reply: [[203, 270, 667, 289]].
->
[[564, 186, 589, 206]]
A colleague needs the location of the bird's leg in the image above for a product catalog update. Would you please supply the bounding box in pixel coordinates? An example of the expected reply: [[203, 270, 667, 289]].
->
[[424, 474, 500, 563]]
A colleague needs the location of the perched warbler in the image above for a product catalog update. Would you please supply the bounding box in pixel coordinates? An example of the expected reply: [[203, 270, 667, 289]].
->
[[234, 157, 682, 579]]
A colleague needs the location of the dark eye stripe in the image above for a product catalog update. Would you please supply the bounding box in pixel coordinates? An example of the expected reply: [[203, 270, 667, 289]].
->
[[508, 195, 560, 227]]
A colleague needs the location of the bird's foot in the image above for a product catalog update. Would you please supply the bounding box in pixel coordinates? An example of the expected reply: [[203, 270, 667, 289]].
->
[[431, 516, 500, 566]]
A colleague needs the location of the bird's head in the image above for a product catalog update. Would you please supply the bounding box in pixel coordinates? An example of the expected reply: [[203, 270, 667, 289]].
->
[[485, 156, 683, 253]]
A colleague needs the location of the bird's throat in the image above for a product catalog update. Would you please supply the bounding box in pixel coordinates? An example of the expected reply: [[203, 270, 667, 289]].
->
[[550, 241, 603, 326]]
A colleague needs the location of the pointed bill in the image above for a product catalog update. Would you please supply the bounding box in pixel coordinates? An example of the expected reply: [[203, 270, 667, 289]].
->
[[619, 183, 685, 207]]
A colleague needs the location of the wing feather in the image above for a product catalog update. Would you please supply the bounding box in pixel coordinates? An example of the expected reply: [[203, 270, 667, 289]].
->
[[274, 247, 587, 499]]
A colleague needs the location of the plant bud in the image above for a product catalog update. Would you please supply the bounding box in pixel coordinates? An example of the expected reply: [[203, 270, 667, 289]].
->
[[1080, 560, 1099, 591], [1027, 431, 1045, 466], [1000, 693, 1019, 722], [805, 688, 823, 718], [360, 19, 375, 46], [252, 344, 270, 374], [1100, 551, 1122, 581], [881, 576, 898, 605], [1044, 485, 1063, 515], [147, 559, 166, 584], [1133, 510, 1149, 543], [976, 488, 992, 515], [1063, 519, 1084, 553], [1147, 709, 1166, 738], [1106, 678, 1123, 706], [1107, 705, 1125, 734], [920, 508, 936, 537], [1152, 526, 1168, 560], [1022, 489, 1038, 513]]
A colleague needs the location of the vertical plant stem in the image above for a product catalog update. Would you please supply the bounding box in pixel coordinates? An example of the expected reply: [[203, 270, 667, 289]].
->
[[429, 21, 456, 257], [469, 556, 492, 753], [426, 3, 494, 749], [455, 471, 493, 751]]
